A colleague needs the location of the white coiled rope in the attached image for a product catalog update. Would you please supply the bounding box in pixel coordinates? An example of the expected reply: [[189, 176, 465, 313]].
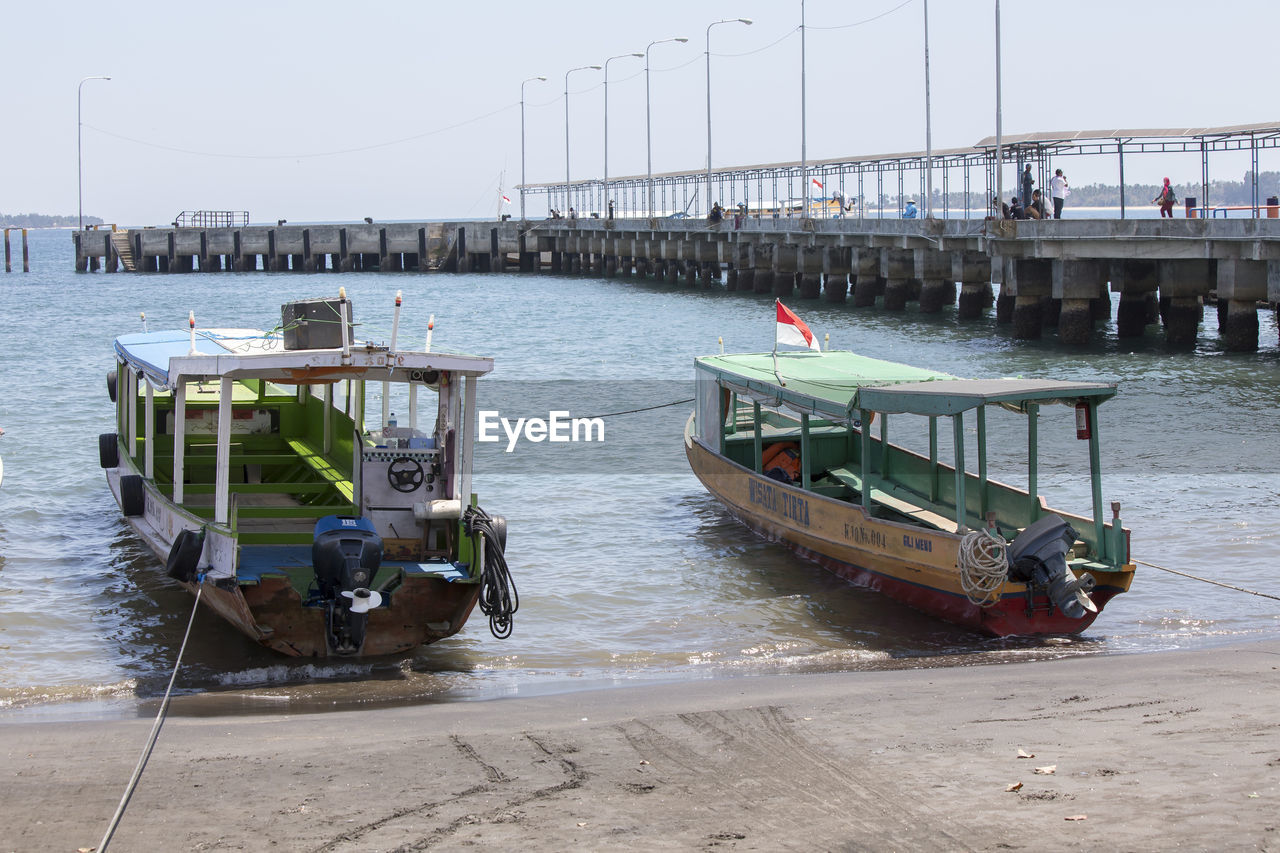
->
[[959, 528, 1010, 607]]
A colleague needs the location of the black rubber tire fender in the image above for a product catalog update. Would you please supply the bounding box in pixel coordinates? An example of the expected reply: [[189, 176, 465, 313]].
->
[[489, 513, 508, 551], [99, 433, 119, 469], [166, 528, 206, 583], [106, 369, 118, 403], [120, 474, 145, 517]]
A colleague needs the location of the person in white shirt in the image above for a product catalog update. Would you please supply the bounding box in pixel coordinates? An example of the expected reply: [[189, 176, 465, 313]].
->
[[1049, 169, 1069, 219]]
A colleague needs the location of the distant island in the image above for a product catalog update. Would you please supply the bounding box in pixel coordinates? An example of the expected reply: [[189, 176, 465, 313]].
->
[[0, 213, 103, 228], [1050, 170, 1280, 207]]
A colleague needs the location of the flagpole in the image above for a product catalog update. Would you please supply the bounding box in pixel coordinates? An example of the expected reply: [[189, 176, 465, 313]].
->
[[772, 299, 784, 386]]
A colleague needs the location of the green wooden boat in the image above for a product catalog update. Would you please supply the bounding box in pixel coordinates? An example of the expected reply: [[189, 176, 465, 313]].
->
[[100, 294, 516, 657], [686, 349, 1135, 636]]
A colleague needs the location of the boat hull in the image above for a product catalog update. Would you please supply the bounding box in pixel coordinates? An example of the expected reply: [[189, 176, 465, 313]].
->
[[106, 464, 481, 657], [685, 425, 1131, 637]]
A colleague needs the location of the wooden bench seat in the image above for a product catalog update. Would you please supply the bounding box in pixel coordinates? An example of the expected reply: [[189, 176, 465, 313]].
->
[[154, 453, 301, 466], [183, 504, 354, 520], [285, 439, 355, 503], [825, 466, 958, 533], [163, 482, 336, 496]]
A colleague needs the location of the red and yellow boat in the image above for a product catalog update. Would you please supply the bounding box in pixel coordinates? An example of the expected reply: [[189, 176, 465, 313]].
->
[[686, 350, 1135, 636]]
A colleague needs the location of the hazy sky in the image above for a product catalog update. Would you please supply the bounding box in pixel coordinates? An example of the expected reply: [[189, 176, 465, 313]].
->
[[5, 0, 1275, 224]]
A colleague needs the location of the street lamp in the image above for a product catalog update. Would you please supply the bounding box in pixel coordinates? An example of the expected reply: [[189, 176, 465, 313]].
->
[[923, 0, 933, 218], [520, 75, 546, 221], [800, 0, 809, 219], [706, 18, 751, 217], [78, 75, 111, 232], [565, 64, 601, 216], [645, 36, 689, 218], [994, 0, 1004, 215], [604, 52, 643, 219]]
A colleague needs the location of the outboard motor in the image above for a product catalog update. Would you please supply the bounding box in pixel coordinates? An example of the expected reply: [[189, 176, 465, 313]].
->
[[1006, 514, 1097, 620], [313, 515, 384, 654]]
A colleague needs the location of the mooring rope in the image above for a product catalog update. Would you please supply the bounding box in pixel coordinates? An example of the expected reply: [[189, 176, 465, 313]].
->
[[98, 583, 204, 852], [583, 398, 694, 419], [958, 528, 1009, 607], [1134, 559, 1280, 602]]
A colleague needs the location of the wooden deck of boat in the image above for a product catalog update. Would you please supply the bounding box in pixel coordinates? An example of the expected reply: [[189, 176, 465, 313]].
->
[[823, 466, 959, 533]]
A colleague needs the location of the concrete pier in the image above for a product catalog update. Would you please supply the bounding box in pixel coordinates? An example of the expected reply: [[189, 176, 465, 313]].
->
[[881, 249, 914, 311], [954, 251, 992, 319], [72, 216, 1280, 351]]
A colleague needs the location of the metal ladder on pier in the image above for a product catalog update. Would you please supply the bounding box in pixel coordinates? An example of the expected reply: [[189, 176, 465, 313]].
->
[[110, 230, 135, 271]]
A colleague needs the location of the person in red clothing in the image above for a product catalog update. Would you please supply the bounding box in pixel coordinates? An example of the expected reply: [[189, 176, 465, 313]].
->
[[1153, 178, 1177, 218]]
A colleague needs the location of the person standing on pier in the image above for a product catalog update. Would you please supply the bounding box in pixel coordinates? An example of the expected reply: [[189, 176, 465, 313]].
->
[[1153, 178, 1177, 218], [1020, 164, 1034, 207], [1049, 169, 1068, 219]]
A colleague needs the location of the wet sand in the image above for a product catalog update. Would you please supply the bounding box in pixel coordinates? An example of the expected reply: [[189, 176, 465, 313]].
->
[[4, 640, 1278, 852]]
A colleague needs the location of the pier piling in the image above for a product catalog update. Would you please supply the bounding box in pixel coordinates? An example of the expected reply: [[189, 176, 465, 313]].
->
[[65, 216, 1280, 350]]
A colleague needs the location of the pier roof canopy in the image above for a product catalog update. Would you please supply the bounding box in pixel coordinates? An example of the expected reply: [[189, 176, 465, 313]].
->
[[521, 120, 1280, 190], [973, 121, 1280, 149]]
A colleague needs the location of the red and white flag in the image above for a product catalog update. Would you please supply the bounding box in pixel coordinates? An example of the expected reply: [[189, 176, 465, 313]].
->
[[811, 177, 824, 191], [501, 194, 511, 205], [776, 300, 820, 351]]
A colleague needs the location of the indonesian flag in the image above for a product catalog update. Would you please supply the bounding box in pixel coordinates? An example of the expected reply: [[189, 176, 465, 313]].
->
[[776, 300, 820, 351], [501, 194, 511, 205], [811, 177, 824, 191]]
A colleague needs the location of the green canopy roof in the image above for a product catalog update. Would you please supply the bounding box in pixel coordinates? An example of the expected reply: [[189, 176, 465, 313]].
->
[[696, 351, 1116, 421]]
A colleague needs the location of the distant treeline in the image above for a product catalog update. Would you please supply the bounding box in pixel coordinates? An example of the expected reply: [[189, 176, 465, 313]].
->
[[1051, 171, 1280, 207], [879, 171, 1280, 209], [0, 213, 102, 228]]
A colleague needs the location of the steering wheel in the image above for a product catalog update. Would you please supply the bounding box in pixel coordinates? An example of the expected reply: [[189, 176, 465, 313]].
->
[[387, 458, 425, 493]]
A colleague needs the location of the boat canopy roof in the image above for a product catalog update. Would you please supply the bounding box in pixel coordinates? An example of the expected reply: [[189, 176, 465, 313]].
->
[[696, 351, 1116, 421], [115, 329, 493, 390]]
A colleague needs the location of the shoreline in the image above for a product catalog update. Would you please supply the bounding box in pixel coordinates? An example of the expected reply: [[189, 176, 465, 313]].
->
[[5, 639, 1277, 851]]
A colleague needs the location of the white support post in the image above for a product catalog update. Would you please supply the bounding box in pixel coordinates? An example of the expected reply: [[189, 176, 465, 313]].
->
[[173, 381, 187, 505], [215, 377, 233, 525], [352, 380, 365, 510], [447, 376, 462, 500], [323, 384, 334, 454], [126, 370, 138, 459], [143, 381, 155, 480], [381, 380, 390, 431], [460, 375, 476, 505]]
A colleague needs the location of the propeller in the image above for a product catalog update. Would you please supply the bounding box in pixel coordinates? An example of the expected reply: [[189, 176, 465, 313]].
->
[[341, 588, 383, 613]]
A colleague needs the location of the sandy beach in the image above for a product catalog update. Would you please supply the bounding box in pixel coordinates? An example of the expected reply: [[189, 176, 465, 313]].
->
[[3, 641, 1277, 852]]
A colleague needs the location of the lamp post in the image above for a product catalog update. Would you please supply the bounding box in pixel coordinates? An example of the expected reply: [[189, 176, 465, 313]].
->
[[78, 75, 111, 232], [800, 0, 809, 219], [923, 0, 933, 218], [520, 75, 546, 221], [706, 18, 752, 217], [564, 64, 601, 216], [645, 36, 689, 218], [604, 52, 643, 220], [994, 0, 1003, 215]]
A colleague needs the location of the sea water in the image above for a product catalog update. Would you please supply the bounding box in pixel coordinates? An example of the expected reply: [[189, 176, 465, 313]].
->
[[1, 227, 1277, 719]]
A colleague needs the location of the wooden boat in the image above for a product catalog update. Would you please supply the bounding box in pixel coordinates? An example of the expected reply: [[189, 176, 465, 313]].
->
[[100, 293, 516, 657], [685, 350, 1136, 636]]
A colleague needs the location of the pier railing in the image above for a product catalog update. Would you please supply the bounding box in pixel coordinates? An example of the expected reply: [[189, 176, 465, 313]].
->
[[173, 210, 249, 228]]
